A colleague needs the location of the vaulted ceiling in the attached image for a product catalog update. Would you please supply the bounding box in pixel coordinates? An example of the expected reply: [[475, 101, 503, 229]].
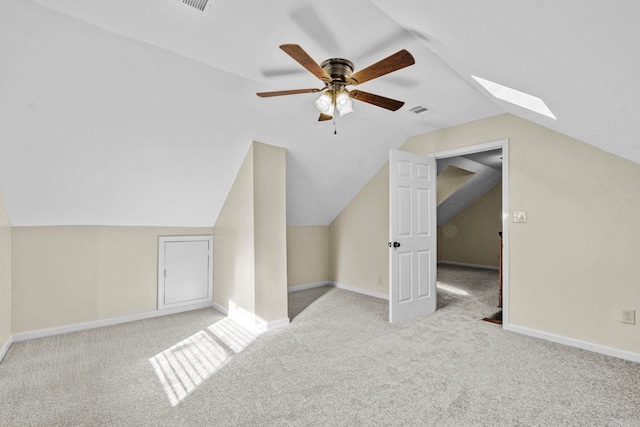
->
[[1, 0, 638, 226]]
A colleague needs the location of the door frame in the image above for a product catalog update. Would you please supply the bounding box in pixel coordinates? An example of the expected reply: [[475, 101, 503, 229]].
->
[[433, 139, 510, 329], [158, 235, 214, 311]]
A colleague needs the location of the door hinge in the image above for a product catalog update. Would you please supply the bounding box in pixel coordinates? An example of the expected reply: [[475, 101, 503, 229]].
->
[[164, 269, 167, 278]]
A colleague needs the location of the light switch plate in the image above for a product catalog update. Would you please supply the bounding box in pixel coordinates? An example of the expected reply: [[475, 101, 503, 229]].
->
[[622, 309, 635, 325], [513, 211, 527, 223]]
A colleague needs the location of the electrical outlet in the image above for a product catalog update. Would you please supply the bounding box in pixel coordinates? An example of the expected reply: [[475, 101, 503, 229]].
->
[[622, 309, 636, 325]]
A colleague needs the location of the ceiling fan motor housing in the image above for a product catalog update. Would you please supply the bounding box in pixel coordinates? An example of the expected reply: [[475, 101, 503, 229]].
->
[[320, 58, 354, 84]]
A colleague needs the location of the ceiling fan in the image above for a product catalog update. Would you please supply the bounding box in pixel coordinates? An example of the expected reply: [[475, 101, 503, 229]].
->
[[257, 44, 415, 122]]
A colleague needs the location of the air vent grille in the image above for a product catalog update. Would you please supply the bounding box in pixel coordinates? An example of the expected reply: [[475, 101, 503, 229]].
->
[[182, 0, 209, 11], [409, 105, 429, 115]]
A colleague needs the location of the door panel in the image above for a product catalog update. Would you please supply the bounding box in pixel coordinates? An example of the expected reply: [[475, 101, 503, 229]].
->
[[417, 250, 431, 298], [417, 188, 430, 235], [398, 186, 412, 236], [164, 240, 210, 304], [398, 252, 413, 302], [389, 150, 436, 323]]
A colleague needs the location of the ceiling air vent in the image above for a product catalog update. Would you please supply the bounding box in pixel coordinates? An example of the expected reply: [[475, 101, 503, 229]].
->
[[182, 0, 209, 11], [408, 105, 429, 115]]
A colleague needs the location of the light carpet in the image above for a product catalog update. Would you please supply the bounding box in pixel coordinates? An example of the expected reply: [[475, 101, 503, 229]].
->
[[1, 265, 639, 426]]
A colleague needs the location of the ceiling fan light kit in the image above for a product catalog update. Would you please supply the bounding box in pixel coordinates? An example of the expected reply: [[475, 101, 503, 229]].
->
[[314, 91, 334, 115], [257, 44, 415, 126], [335, 91, 353, 116], [314, 88, 353, 116]]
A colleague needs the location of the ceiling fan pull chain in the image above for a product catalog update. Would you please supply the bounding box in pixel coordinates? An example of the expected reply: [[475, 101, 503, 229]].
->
[[333, 90, 338, 134]]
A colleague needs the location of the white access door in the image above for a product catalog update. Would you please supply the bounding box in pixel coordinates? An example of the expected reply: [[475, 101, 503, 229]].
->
[[389, 149, 437, 323], [158, 236, 213, 310]]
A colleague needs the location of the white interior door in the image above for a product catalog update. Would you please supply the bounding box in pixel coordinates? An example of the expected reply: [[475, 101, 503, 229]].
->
[[158, 235, 213, 310], [389, 149, 437, 323]]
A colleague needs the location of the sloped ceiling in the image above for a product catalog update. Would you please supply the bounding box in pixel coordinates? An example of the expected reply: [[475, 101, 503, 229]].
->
[[0, 0, 638, 226]]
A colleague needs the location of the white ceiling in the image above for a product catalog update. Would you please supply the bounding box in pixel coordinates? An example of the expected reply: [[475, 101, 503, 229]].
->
[[0, 0, 638, 226]]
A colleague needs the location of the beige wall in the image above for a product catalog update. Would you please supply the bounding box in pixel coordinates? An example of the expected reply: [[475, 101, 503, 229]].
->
[[253, 142, 288, 323], [438, 166, 475, 205], [287, 226, 329, 287], [11, 226, 211, 334], [0, 190, 11, 348], [329, 163, 389, 294], [439, 183, 502, 268], [330, 113, 640, 355], [213, 143, 256, 315], [213, 141, 288, 324]]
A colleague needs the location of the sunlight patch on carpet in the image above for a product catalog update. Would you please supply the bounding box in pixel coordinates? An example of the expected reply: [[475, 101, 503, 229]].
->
[[149, 317, 260, 406], [436, 283, 469, 296]]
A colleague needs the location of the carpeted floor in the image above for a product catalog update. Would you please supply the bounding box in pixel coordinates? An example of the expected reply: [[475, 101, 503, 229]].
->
[[1, 265, 639, 426]]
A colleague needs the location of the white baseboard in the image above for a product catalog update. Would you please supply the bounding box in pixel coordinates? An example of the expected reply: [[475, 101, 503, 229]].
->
[[0, 335, 13, 363], [331, 281, 389, 301], [438, 261, 499, 271], [506, 324, 640, 364], [288, 281, 332, 293], [211, 301, 228, 316], [256, 317, 290, 332], [288, 280, 389, 300], [12, 301, 214, 343], [225, 300, 289, 333]]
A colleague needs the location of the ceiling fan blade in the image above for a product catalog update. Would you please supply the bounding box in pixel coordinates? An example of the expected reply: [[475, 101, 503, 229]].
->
[[350, 90, 405, 111], [349, 50, 415, 85], [280, 44, 331, 82], [318, 113, 333, 121], [257, 88, 322, 97]]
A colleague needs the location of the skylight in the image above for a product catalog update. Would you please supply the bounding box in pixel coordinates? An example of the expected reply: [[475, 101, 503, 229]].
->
[[472, 75, 556, 119]]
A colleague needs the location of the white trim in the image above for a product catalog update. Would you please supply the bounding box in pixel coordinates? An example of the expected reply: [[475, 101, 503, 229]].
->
[[158, 235, 214, 311], [12, 302, 214, 343], [211, 301, 290, 331], [256, 317, 290, 332], [331, 281, 389, 301], [288, 280, 390, 300], [287, 281, 332, 293], [506, 324, 640, 364], [227, 300, 289, 333], [432, 139, 508, 158], [0, 335, 13, 363], [227, 302, 258, 331], [211, 300, 228, 315], [433, 139, 510, 328], [438, 261, 499, 271]]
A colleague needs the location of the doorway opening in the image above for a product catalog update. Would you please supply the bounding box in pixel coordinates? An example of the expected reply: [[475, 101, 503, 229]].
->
[[434, 140, 508, 328]]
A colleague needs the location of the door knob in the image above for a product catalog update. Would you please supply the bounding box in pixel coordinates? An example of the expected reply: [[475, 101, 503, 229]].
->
[[388, 241, 400, 248]]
